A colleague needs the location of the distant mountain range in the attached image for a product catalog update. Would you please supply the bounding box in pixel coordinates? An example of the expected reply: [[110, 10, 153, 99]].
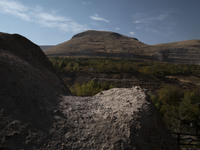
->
[[40, 45, 55, 51], [44, 30, 200, 64]]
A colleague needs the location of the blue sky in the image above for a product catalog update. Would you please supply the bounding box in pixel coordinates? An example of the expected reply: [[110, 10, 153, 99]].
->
[[0, 0, 200, 45]]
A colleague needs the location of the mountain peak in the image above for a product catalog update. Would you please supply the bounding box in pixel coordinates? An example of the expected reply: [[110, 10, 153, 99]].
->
[[72, 30, 138, 41], [46, 30, 145, 57]]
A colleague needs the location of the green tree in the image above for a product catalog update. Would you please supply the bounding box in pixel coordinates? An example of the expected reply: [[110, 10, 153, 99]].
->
[[157, 85, 183, 106], [179, 90, 200, 123]]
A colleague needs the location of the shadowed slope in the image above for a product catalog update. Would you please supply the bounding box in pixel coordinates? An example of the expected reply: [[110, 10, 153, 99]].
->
[[0, 32, 70, 149]]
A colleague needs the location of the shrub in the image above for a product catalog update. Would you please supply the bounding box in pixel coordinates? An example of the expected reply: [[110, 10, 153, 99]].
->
[[70, 80, 114, 96]]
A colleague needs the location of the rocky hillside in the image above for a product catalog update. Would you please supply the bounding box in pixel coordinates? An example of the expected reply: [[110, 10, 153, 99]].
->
[[45, 30, 200, 64], [45, 30, 146, 59], [150, 40, 200, 64]]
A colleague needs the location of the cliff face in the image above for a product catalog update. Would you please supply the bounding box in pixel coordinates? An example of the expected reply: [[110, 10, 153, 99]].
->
[[45, 30, 200, 64]]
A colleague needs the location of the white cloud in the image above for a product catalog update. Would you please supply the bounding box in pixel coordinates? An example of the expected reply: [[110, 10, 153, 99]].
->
[[81, 1, 91, 5], [132, 11, 175, 36], [90, 22, 100, 26], [136, 26, 142, 30], [0, 0, 30, 21], [132, 12, 169, 25], [115, 27, 120, 31], [90, 14, 110, 23], [0, 0, 89, 33], [129, 31, 135, 36], [34, 12, 70, 22]]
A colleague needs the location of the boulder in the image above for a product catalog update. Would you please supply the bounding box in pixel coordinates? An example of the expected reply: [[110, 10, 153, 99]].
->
[[52, 87, 178, 150]]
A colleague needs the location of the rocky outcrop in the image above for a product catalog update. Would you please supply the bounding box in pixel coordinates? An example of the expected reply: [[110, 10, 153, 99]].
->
[[44, 87, 178, 150]]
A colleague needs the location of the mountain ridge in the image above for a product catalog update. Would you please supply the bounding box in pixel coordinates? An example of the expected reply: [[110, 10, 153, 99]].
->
[[45, 30, 200, 64]]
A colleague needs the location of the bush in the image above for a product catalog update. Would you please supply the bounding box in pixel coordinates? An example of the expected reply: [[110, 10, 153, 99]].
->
[[70, 80, 114, 96], [157, 85, 183, 106], [150, 85, 200, 132]]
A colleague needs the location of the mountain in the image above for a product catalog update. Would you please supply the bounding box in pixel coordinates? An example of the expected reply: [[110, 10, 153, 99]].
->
[[45, 30, 200, 64], [0, 32, 70, 149], [148, 40, 200, 64], [45, 30, 146, 59], [40, 45, 55, 51]]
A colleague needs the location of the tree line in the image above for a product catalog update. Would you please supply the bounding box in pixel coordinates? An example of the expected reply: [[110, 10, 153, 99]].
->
[[49, 57, 200, 75]]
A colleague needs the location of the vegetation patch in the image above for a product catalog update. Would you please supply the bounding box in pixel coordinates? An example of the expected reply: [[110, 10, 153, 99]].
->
[[70, 80, 114, 96], [150, 84, 200, 133], [49, 57, 200, 75]]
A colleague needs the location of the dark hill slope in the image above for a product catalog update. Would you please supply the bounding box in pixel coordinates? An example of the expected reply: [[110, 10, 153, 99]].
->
[[46, 30, 200, 64], [0, 32, 70, 149]]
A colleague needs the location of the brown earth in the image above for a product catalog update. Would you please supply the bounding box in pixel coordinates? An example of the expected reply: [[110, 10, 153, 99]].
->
[[45, 30, 200, 64]]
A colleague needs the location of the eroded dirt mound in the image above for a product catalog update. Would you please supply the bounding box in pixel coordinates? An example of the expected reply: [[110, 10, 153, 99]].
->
[[0, 32, 70, 149]]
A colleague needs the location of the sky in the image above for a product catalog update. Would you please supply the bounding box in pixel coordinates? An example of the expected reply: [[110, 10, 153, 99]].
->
[[0, 0, 200, 45]]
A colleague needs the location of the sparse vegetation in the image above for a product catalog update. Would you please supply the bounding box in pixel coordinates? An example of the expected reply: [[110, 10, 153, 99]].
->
[[150, 85, 200, 133], [49, 57, 200, 75], [70, 80, 114, 96]]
